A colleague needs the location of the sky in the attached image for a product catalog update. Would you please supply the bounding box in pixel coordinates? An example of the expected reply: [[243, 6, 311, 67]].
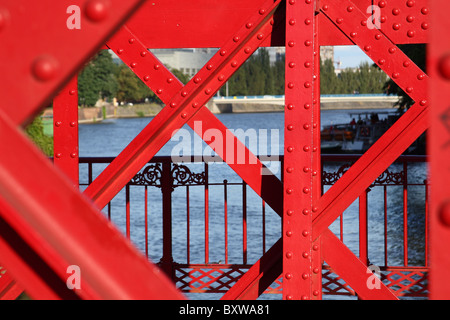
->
[[333, 46, 374, 69]]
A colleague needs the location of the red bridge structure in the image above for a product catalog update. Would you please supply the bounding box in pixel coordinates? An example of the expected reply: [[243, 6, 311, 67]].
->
[[0, 0, 448, 300]]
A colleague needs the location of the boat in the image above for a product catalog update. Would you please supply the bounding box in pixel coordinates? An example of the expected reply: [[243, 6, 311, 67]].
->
[[320, 111, 401, 153]]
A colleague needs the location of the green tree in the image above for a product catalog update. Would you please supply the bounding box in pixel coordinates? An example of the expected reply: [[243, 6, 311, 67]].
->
[[78, 50, 118, 107], [25, 115, 53, 156]]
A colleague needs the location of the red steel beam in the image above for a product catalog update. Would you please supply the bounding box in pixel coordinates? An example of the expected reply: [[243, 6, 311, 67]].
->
[[53, 76, 79, 186], [428, 0, 450, 299], [0, 0, 146, 127], [0, 110, 185, 299], [124, 0, 428, 48], [84, 0, 284, 210], [0, 268, 22, 300], [283, 0, 315, 300]]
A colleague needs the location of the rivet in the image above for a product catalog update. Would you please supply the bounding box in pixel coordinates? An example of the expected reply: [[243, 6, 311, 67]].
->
[[303, 146, 310, 152], [288, 41, 295, 47], [312, 206, 318, 213], [143, 75, 150, 82], [302, 209, 310, 215], [130, 62, 137, 68], [233, 36, 240, 42], [313, 267, 320, 274], [313, 290, 320, 296], [407, 30, 415, 38], [302, 230, 309, 237], [304, 61, 312, 68], [305, 18, 312, 25], [302, 251, 310, 258], [286, 188, 293, 195], [286, 295, 293, 300], [289, 0, 295, 4], [380, 16, 387, 23], [406, 0, 415, 7], [246, 22, 253, 29], [389, 47, 397, 54], [55, 153, 62, 158], [288, 82, 295, 89], [286, 104, 294, 110], [364, 45, 371, 52], [32, 55, 59, 82], [303, 187, 310, 194], [181, 113, 187, 119], [218, 75, 225, 81], [259, 8, 266, 15], [302, 273, 309, 280], [421, 22, 429, 30], [70, 121, 77, 127], [70, 152, 77, 158], [170, 102, 176, 108], [406, 87, 413, 93], [392, 72, 400, 79], [244, 47, 252, 54], [287, 124, 294, 131], [421, 7, 429, 15], [181, 91, 188, 97], [379, 1, 386, 8], [303, 124, 310, 130], [303, 167, 310, 173], [322, 4, 329, 10], [285, 273, 293, 280], [420, 100, 427, 106], [55, 121, 62, 127], [393, 23, 401, 31], [69, 89, 76, 95], [304, 40, 312, 47], [347, 6, 354, 12], [128, 38, 135, 44], [194, 77, 201, 84], [375, 33, 382, 40], [289, 19, 296, 26], [287, 146, 294, 153], [392, 8, 400, 16], [301, 295, 309, 300], [286, 251, 293, 258], [205, 88, 212, 95], [289, 62, 296, 68], [220, 50, 227, 56], [312, 170, 318, 176], [286, 210, 294, 216], [304, 82, 311, 88], [439, 201, 450, 228], [406, 15, 415, 23], [336, 18, 343, 24], [85, 0, 109, 22], [305, 0, 312, 4], [117, 48, 124, 55], [286, 230, 293, 237], [350, 32, 357, 38], [286, 167, 294, 173], [403, 60, 411, 68], [157, 89, 163, 94], [313, 244, 319, 251], [140, 51, 147, 57], [192, 102, 199, 108], [361, 20, 367, 27], [231, 61, 238, 68], [154, 64, 160, 70], [304, 103, 311, 110]]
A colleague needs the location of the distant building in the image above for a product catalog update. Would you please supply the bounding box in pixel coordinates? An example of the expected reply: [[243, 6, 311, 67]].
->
[[320, 46, 334, 64], [149, 48, 217, 78]]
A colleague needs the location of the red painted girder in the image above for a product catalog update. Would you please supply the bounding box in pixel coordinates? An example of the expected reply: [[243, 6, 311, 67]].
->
[[124, 0, 427, 48], [53, 76, 79, 186], [106, 26, 283, 215], [0, 110, 185, 299], [428, 0, 450, 299], [283, 0, 315, 300], [321, 229, 398, 300], [0, 0, 146, 126], [0, 269, 22, 300], [84, 0, 283, 210], [220, 239, 282, 300]]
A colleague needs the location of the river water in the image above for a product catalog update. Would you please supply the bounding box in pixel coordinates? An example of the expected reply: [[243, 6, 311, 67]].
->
[[78, 109, 427, 300]]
